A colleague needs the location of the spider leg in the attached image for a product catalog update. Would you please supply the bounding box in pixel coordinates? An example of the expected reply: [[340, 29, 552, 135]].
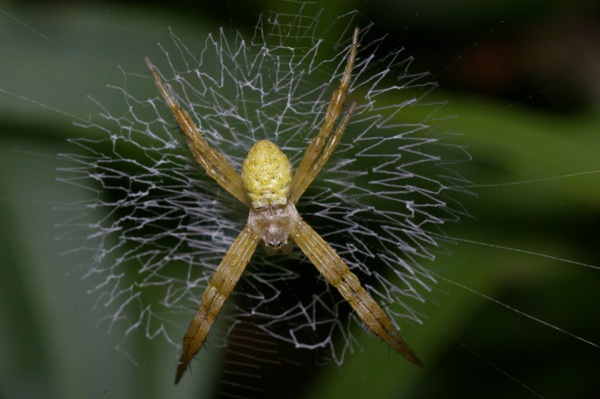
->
[[146, 56, 252, 208], [289, 27, 359, 203], [175, 224, 260, 383], [289, 102, 356, 204], [292, 220, 423, 367]]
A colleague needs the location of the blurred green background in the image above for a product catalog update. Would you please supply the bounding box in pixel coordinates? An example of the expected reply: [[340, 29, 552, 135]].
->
[[1, 1, 599, 398]]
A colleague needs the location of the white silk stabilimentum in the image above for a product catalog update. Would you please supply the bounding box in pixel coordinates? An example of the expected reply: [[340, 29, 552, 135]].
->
[[59, 4, 469, 365]]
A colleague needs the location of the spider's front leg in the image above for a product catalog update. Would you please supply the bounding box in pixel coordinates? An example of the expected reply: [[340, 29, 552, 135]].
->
[[175, 225, 260, 383], [292, 220, 423, 367]]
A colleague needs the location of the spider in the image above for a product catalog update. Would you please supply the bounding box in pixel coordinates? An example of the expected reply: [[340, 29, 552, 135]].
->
[[145, 27, 422, 384]]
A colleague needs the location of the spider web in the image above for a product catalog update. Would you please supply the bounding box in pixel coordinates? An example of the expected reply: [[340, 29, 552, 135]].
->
[[59, 3, 470, 367]]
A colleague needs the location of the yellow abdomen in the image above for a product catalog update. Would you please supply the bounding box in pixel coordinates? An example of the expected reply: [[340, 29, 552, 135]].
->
[[241, 140, 293, 209]]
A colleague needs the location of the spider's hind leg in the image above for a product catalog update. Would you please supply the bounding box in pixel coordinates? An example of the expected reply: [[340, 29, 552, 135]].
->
[[289, 28, 360, 204]]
